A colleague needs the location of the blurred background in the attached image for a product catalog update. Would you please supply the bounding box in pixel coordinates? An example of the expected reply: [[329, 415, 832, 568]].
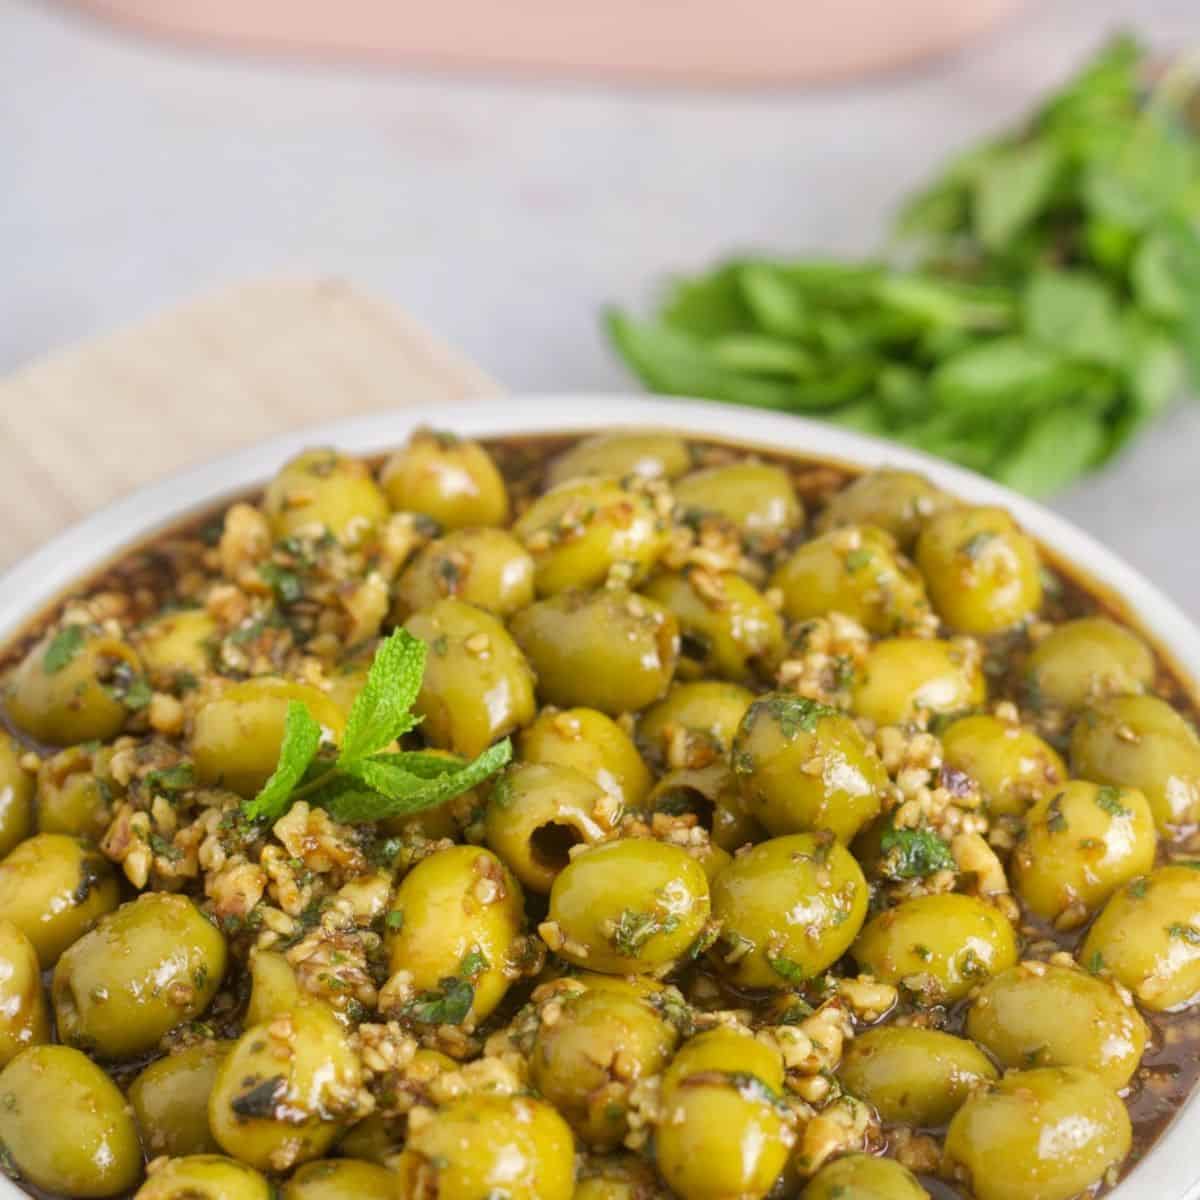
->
[[1, 0, 1198, 611]]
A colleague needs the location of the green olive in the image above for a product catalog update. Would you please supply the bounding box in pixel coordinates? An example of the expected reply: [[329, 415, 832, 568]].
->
[[263, 448, 390, 544], [770, 526, 931, 634], [638, 680, 755, 768], [0, 921, 49, 1067], [1070, 694, 1200, 828], [944, 1067, 1130, 1200], [510, 588, 679, 715], [280, 1159, 399, 1199], [381, 431, 510, 530], [732, 693, 888, 842], [839, 1026, 996, 1127], [209, 1000, 365, 1171], [334, 1112, 404, 1164], [529, 975, 679, 1147], [405, 598, 536, 758], [673, 461, 801, 546], [54, 893, 227, 1058], [546, 431, 691, 486], [394, 526, 534, 619], [129, 1041, 232, 1157], [1012, 781, 1156, 924], [1080, 863, 1200, 1011], [393, 1093, 575, 1200], [646, 764, 765, 854], [36, 745, 114, 840], [513, 476, 667, 595], [656, 1027, 789, 1200], [916, 506, 1042, 634], [6, 624, 143, 746], [0, 833, 119, 966], [484, 762, 614, 894], [940, 714, 1066, 818], [711, 833, 867, 988], [852, 637, 986, 727], [0, 1044, 142, 1196], [1025, 617, 1155, 711], [245, 949, 305, 1027], [853, 893, 1018, 1004], [134, 1155, 272, 1200], [135, 608, 218, 686], [803, 1154, 929, 1200], [573, 1156, 664, 1200], [0, 729, 34, 858], [519, 706, 652, 809], [643, 569, 783, 683], [966, 963, 1147, 1089], [192, 677, 346, 798], [387, 845, 524, 1024], [547, 838, 710, 974], [816, 468, 951, 548]]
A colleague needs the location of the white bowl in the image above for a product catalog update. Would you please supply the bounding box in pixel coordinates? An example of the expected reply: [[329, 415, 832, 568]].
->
[[0, 393, 1197, 1200]]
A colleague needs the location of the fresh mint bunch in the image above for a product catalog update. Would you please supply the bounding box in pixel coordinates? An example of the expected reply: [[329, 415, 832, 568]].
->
[[242, 629, 511, 825]]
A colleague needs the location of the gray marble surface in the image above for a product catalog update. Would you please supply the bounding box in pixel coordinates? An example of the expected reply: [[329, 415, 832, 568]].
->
[[2, 0, 1198, 617]]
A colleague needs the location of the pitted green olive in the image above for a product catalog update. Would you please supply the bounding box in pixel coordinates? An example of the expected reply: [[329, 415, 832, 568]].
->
[[915, 506, 1042, 634], [36, 745, 115, 839], [732, 693, 887, 842], [387, 844, 524, 1025], [839, 1026, 997, 1126], [853, 893, 1018, 1004], [264, 448, 390, 544], [394, 527, 535, 618], [0, 921, 49, 1067], [192, 677, 345, 798], [135, 1156, 272, 1200], [54, 893, 228, 1058], [281, 1159, 399, 1199], [0, 729, 34, 858], [6, 624, 143, 746], [1080, 863, 1200, 1011], [967, 963, 1147, 1088], [852, 637, 986, 727], [0, 1044, 142, 1196], [1012, 781, 1156, 923], [666, 1026, 785, 1092], [1026, 617, 1155, 711], [245, 949, 305, 1027], [546, 431, 691, 486], [519, 706, 652, 808], [944, 1067, 1130, 1200], [0, 833, 119, 966], [135, 608, 218, 686], [638, 680, 755, 768], [673, 461, 801, 546], [405, 598, 536, 758], [803, 1154, 929, 1200], [816, 468, 951, 548], [393, 1093, 575, 1200], [646, 764, 764, 854], [209, 1000, 365, 1171], [770, 526, 931, 633], [129, 1041, 231, 1157], [510, 588, 679, 715], [1070, 694, 1200, 828], [940, 714, 1066, 817], [643, 568, 783, 683], [573, 1157, 665, 1200], [381, 430, 510, 530], [547, 838, 710, 974], [484, 761, 614, 893], [711, 833, 867, 988]]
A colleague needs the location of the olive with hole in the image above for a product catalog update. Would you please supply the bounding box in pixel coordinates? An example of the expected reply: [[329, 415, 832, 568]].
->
[[802, 1154, 930, 1200], [966, 963, 1147, 1089], [546, 431, 691, 486], [853, 893, 1018, 1004], [510, 588, 679, 715], [732, 693, 888, 842], [135, 608, 218, 686], [646, 763, 764, 853], [637, 680, 755, 768], [673, 460, 801, 546], [1025, 617, 1155, 711], [940, 714, 1065, 818], [393, 526, 535, 618], [0, 1044, 143, 1196], [1011, 781, 1156, 925], [0, 833, 119, 966], [0, 921, 49, 1067], [129, 1041, 232, 1158], [134, 1155, 272, 1200], [381, 430, 510, 530], [816, 468, 951, 548], [852, 637, 986, 727], [0, 729, 34, 858], [54, 892, 228, 1059], [915, 505, 1042, 634], [280, 1159, 400, 1199], [944, 1067, 1130, 1200], [263, 448, 390, 544], [711, 833, 867, 988]]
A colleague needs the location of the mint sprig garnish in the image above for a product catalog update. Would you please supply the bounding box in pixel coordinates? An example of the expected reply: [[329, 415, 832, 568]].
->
[[241, 629, 511, 825]]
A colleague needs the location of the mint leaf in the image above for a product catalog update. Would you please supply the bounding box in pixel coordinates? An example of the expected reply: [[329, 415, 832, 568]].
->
[[43, 626, 85, 674], [401, 976, 474, 1026], [338, 629, 426, 765], [244, 701, 323, 822], [880, 823, 956, 879]]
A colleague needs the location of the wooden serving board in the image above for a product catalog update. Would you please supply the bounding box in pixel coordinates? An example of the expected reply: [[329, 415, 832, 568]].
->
[[0, 278, 502, 569]]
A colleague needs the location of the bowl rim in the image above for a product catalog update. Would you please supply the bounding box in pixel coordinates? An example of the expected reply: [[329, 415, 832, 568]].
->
[[0, 391, 1197, 1200]]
